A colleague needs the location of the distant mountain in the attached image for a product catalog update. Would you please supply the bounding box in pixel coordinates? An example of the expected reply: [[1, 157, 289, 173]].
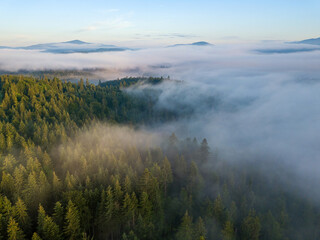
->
[[0, 40, 131, 54], [63, 40, 88, 44], [290, 37, 320, 45], [169, 41, 213, 47], [255, 48, 320, 54], [191, 41, 212, 46], [255, 38, 320, 54]]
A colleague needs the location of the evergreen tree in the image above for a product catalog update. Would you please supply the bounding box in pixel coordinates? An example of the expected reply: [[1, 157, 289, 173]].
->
[[175, 211, 193, 240], [222, 221, 235, 240], [53, 202, 64, 230], [37, 205, 46, 237], [161, 157, 173, 197], [7, 217, 25, 240], [41, 216, 61, 240], [140, 192, 152, 223], [213, 195, 226, 226], [199, 138, 209, 164], [193, 217, 207, 240], [64, 201, 81, 240], [105, 185, 115, 227], [261, 211, 283, 240], [241, 210, 261, 240], [0, 75, 318, 240], [31, 233, 42, 240], [13, 198, 30, 234]]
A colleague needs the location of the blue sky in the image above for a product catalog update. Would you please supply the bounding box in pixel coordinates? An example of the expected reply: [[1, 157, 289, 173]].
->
[[1, 0, 319, 46]]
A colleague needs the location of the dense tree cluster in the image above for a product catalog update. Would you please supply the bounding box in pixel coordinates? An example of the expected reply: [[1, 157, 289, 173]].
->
[[0, 75, 319, 239], [0, 75, 174, 153]]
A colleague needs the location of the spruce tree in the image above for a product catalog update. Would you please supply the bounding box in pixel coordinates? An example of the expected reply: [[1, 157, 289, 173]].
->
[[241, 210, 261, 240], [7, 217, 25, 240], [64, 201, 81, 240], [176, 211, 193, 240]]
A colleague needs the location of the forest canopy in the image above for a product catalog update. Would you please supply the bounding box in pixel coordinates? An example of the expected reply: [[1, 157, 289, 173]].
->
[[0, 75, 319, 240]]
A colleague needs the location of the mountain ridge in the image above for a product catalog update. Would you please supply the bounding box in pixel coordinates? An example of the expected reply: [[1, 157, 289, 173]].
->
[[290, 37, 320, 45], [0, 40, 130, 54], [169, 41, 213, 47]]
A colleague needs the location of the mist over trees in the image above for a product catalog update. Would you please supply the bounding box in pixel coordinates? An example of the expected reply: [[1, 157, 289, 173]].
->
[[0, 75, 319, 240]]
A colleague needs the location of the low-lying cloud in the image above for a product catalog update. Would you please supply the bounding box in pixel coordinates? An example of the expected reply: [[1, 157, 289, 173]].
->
[[1, 41, 320, 201]]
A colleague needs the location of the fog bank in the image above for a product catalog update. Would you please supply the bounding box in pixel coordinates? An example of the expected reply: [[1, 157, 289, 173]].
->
[[1, 41, 320, 200]]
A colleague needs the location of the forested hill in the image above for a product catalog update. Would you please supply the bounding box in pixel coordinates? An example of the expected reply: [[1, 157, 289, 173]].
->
[[0, 75, 319, 240], [0, 75, 173, 146], [98, 76, 166, 88]]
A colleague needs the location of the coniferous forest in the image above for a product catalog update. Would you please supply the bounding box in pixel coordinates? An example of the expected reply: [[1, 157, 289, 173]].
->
[[0, 74, 319, 240]]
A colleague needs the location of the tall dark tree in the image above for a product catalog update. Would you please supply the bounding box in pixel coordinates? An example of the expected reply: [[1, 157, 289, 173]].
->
[[7, 217, 25, 240], [176, 211, 193, 240], [241, 210, 261, 240], [64, 201, 81, 240], [199, 138, 209, 164]]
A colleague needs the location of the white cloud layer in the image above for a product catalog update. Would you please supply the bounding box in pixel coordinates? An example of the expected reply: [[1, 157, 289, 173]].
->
[[1, 42, 320, 200]]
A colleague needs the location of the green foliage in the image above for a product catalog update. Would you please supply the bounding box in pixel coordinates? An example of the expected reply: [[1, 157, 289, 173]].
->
[[176, 211, 193, 240], [31, 233, 42, 240], [241, 210, 261, 240], [7, 217, 25, 240], [222, 221, 235, 240], [0, 75, 318, 240], [53, 202, 64, 230], [13, 198, 30, 234], [64, 201, 81, 240], [193, 217, 207, 240]]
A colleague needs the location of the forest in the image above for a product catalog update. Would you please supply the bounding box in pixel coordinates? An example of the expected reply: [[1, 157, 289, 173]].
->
[[0, 74, 319, 240]]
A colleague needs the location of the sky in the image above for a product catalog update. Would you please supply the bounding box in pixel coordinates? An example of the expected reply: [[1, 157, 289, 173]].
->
[[1, 0, 320, 46]]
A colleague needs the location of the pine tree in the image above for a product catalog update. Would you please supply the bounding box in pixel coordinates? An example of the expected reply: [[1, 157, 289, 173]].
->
[[64, 201, 81, 240], [161, 157, 173, 197], [222, 221, 235, 240], [53, 202, 64, 230], [140, 192, 152, 222], [78, 79, 84, 92], [124, 176, 132, 193], [176, 211, 193, 240], [42, 152, 52, 176], [169, 133, 178, 146], [31, 233, 42, 240], [213, 195, 226, 226], [13, 165, 26, 196], [37, 205, 46, 237], [2, 154, 17, 173], [23, 171, 39, 211], [199, 138, 209, 164], [241, 210, 261, 240], [13, 198, 30, 234], [2, 196, 13, 221], [114, 179, 123, 202], [123, 193, 132, 226], [187, 161, 202, 195], [193, 217, 207, 240], [261, 211, 283, 240], [130, 192, 138, 226], [105, 185, 114, 223], [227, 201, 237, 223], [41, 216, 61, 240], [7, 217, 25, 240], [52, 171, 62, 197], [1, 172, 15, 199], [0, 133, 6, 151], [0, 213, 6, 239]]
